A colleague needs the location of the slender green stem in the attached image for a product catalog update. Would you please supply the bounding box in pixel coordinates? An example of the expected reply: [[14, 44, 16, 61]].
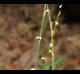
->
[[52, 4, 63, 69], [45, 4, 54, 70], [46, 4, 63, 70], [34, 4, 48, 69], [53, 4, 63, 32]]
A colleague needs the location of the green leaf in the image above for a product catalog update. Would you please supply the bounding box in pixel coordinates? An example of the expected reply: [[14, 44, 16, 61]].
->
[[54, 57, 64, 66], [39, 63, 51, 70]]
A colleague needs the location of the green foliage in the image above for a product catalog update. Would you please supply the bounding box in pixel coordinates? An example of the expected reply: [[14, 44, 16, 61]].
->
[[38, 57, 64, 70], [39, 63, 51, 70], [54, 57, 64, 66]]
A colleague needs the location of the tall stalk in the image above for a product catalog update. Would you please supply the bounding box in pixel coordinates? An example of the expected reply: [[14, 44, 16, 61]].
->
[[34, 4, 63, 70], [34, 4, 48, 69]]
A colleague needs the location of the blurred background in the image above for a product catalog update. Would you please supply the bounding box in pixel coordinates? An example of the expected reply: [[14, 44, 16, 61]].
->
[[0, 4, 80, 70]]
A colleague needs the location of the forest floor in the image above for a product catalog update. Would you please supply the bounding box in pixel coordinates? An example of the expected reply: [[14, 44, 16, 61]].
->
[[0, 4, 79, 70]]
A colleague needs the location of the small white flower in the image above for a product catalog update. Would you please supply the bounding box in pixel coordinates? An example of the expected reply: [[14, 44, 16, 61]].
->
[[41, 57, 47, 62], [35, 36, 42, 40], [55, 21, 58, 26], [30, 68, 36, 70], [50, 43, 53, 47], [59, 4, 63, 8], [49, 50, 54, 57], [49, 50, 52, 53], [45, 9, 49, 13]]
